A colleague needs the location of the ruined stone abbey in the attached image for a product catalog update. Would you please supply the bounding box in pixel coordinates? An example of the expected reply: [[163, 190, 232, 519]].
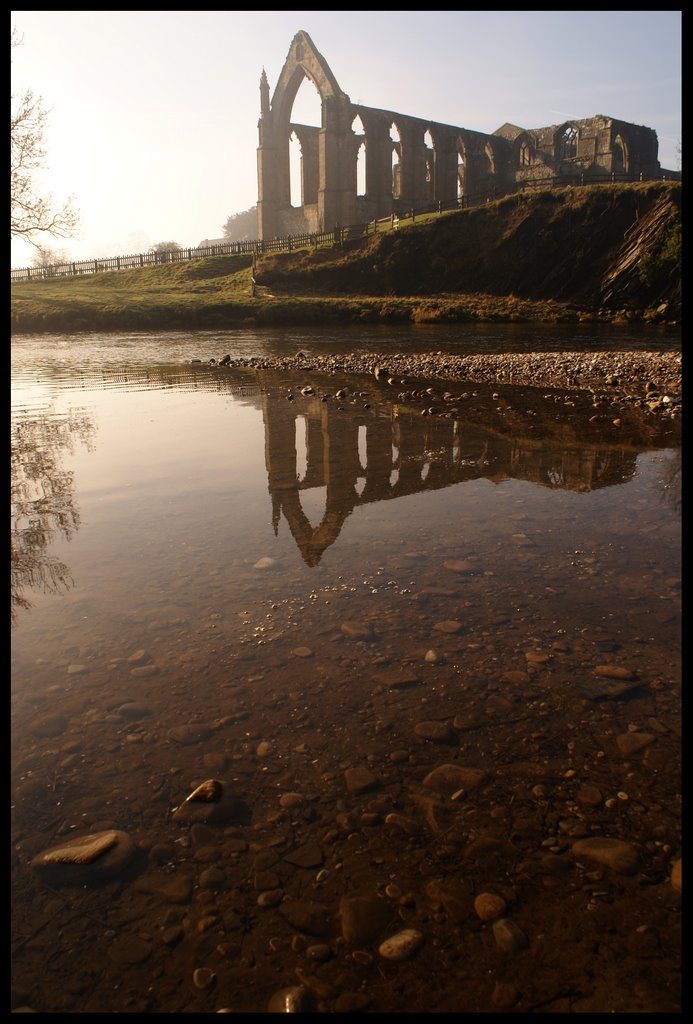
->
[[257, 30, 673, 241]]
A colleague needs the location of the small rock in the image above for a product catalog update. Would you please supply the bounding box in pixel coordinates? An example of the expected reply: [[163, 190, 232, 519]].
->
[[571, 837, 640, 875], [340, 621, 376, 641], [31, 830, 137, 886], [414, 721, 456, 743], [474, 892, 507, 921], [267, 986, 311, 1013], [492, 918, 529, 953], [378, 928, 424, 961], [344, 766, 380, 795], [172, 779, 249, 826], [192, 967, 215, 990], [423, 763, 487, 796], [616, 732, 656, 757], [594, 664, 636, 679]]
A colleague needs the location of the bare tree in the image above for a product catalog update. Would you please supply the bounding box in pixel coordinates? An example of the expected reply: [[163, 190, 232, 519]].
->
[[149, 241, 183, 254], [30, 243, 69, 272], [11, 28, 79, 247]]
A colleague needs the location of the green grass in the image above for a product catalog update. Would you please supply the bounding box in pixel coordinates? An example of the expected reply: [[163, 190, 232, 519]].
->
[[11, 260, 584, 333], [11, 181, 680, 334]]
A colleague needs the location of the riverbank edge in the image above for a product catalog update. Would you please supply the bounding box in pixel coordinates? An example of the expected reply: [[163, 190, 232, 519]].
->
[[217, 349, 681, 410]]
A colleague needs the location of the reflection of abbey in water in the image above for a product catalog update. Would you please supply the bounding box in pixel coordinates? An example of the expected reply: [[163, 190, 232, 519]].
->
[[260, 380, 639, 567]]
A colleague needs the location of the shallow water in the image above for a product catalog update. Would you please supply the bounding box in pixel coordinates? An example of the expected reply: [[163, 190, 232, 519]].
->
[[11, 326, 681, 1014]]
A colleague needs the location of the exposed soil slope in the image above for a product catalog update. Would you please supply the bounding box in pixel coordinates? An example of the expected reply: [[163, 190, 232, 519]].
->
[[257, 182, 681, 315]]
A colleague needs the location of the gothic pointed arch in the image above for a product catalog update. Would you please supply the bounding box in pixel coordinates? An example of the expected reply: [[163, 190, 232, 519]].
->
[[270, 30, 344, 129], [256, 32, 670, 239]]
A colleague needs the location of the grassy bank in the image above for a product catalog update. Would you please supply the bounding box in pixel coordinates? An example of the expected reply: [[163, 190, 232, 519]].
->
[[10, 254, 589, 334], [11, 182, 681, 335]]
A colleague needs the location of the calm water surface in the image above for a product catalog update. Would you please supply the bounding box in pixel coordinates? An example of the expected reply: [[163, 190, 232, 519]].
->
[[11, 326, 681, 1013]]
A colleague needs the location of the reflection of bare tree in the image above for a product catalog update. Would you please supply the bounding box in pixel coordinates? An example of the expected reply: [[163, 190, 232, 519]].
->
[[11, 407, 96, 625]]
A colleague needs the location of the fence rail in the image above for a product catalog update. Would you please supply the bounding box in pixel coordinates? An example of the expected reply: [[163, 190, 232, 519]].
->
[[11, 172, 677, 283]]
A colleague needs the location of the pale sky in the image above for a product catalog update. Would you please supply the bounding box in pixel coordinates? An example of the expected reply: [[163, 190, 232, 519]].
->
[[11, 10, 682, 269]]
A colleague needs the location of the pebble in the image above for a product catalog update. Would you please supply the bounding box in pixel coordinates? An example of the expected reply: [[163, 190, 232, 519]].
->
[[192, 967, 215, 990], [340, 620, 376, 640], [491, 982, 521, 1009], [254, 556, 280, 570], [571, 837, 640, 874], [372, 666, 422, 689], [443, 559, 475, 573], [378, 928, 424, 961], [291, 646, 314, 658], [344, 766, 380, 795], [108, 936, 153, 965], [339, 895, 393, 945], [168, 724, 213, 745], [267, 986, 311, 1013], [31, 830, 137, 886], [492, 918, 529, 953], [474, 892, 508, 921], [594, 664, 636, 679], [172, 779, 249, 825], [433, 620, 463, 634], [30, 713, 67, 738], [423, 763, 488, 795], [616, 732, 656, 757], [414, 720, 456, 742]]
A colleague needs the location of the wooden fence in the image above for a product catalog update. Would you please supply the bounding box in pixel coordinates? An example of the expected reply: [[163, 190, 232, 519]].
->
[[11, 171, 677, 283]]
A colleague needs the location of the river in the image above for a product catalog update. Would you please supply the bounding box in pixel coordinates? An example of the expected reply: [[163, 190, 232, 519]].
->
[[11, 324, 681, 1013]]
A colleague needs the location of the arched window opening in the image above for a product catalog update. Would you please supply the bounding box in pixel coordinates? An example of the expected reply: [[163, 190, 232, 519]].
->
[[457, 151, 465, 200], [560, 125, 578, 159], [295, 415, 308, 482], [301, 486, 328, 529], [356, 140, 366, 196], [289, 130, 302, 208], [358, 424, 367, 472], [613, 135, 626, 174], [291, 74, 322, 128], [424, 129, 434, 186], [390, 122, 401, 199], [289, 75, 322, 207], [520, 141, 532, 166], [351, 115, 366, 197], [484, 142, 495, 174]]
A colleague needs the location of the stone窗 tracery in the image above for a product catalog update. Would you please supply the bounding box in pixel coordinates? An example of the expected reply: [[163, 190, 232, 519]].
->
[[257, 30, 672, 241]]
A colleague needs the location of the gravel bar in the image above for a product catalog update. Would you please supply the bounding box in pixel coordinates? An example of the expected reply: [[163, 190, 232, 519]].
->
[[227, 349, 681, 406]]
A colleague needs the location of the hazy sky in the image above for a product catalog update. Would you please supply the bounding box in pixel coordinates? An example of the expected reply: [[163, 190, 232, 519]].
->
[[11, 10, 681, 268]]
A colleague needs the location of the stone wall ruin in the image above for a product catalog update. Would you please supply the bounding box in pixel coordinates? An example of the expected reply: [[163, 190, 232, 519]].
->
[[257, 30, 674, 241]]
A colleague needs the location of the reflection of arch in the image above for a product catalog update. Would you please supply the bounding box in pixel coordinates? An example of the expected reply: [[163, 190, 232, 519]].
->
[[256, 370, 643, 566]]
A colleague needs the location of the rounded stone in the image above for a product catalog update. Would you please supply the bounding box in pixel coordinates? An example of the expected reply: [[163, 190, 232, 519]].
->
[[378, 928, 424, 961], [414, 721, 455, 743], [594, 664, 635, 679], [571, 837, 640, 875], [474, 892, 507, 921], [31, 830, 137, 886], [172, 779, 249, 825], [492, 918, 529, 953], [192, 967, 215, 990]]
